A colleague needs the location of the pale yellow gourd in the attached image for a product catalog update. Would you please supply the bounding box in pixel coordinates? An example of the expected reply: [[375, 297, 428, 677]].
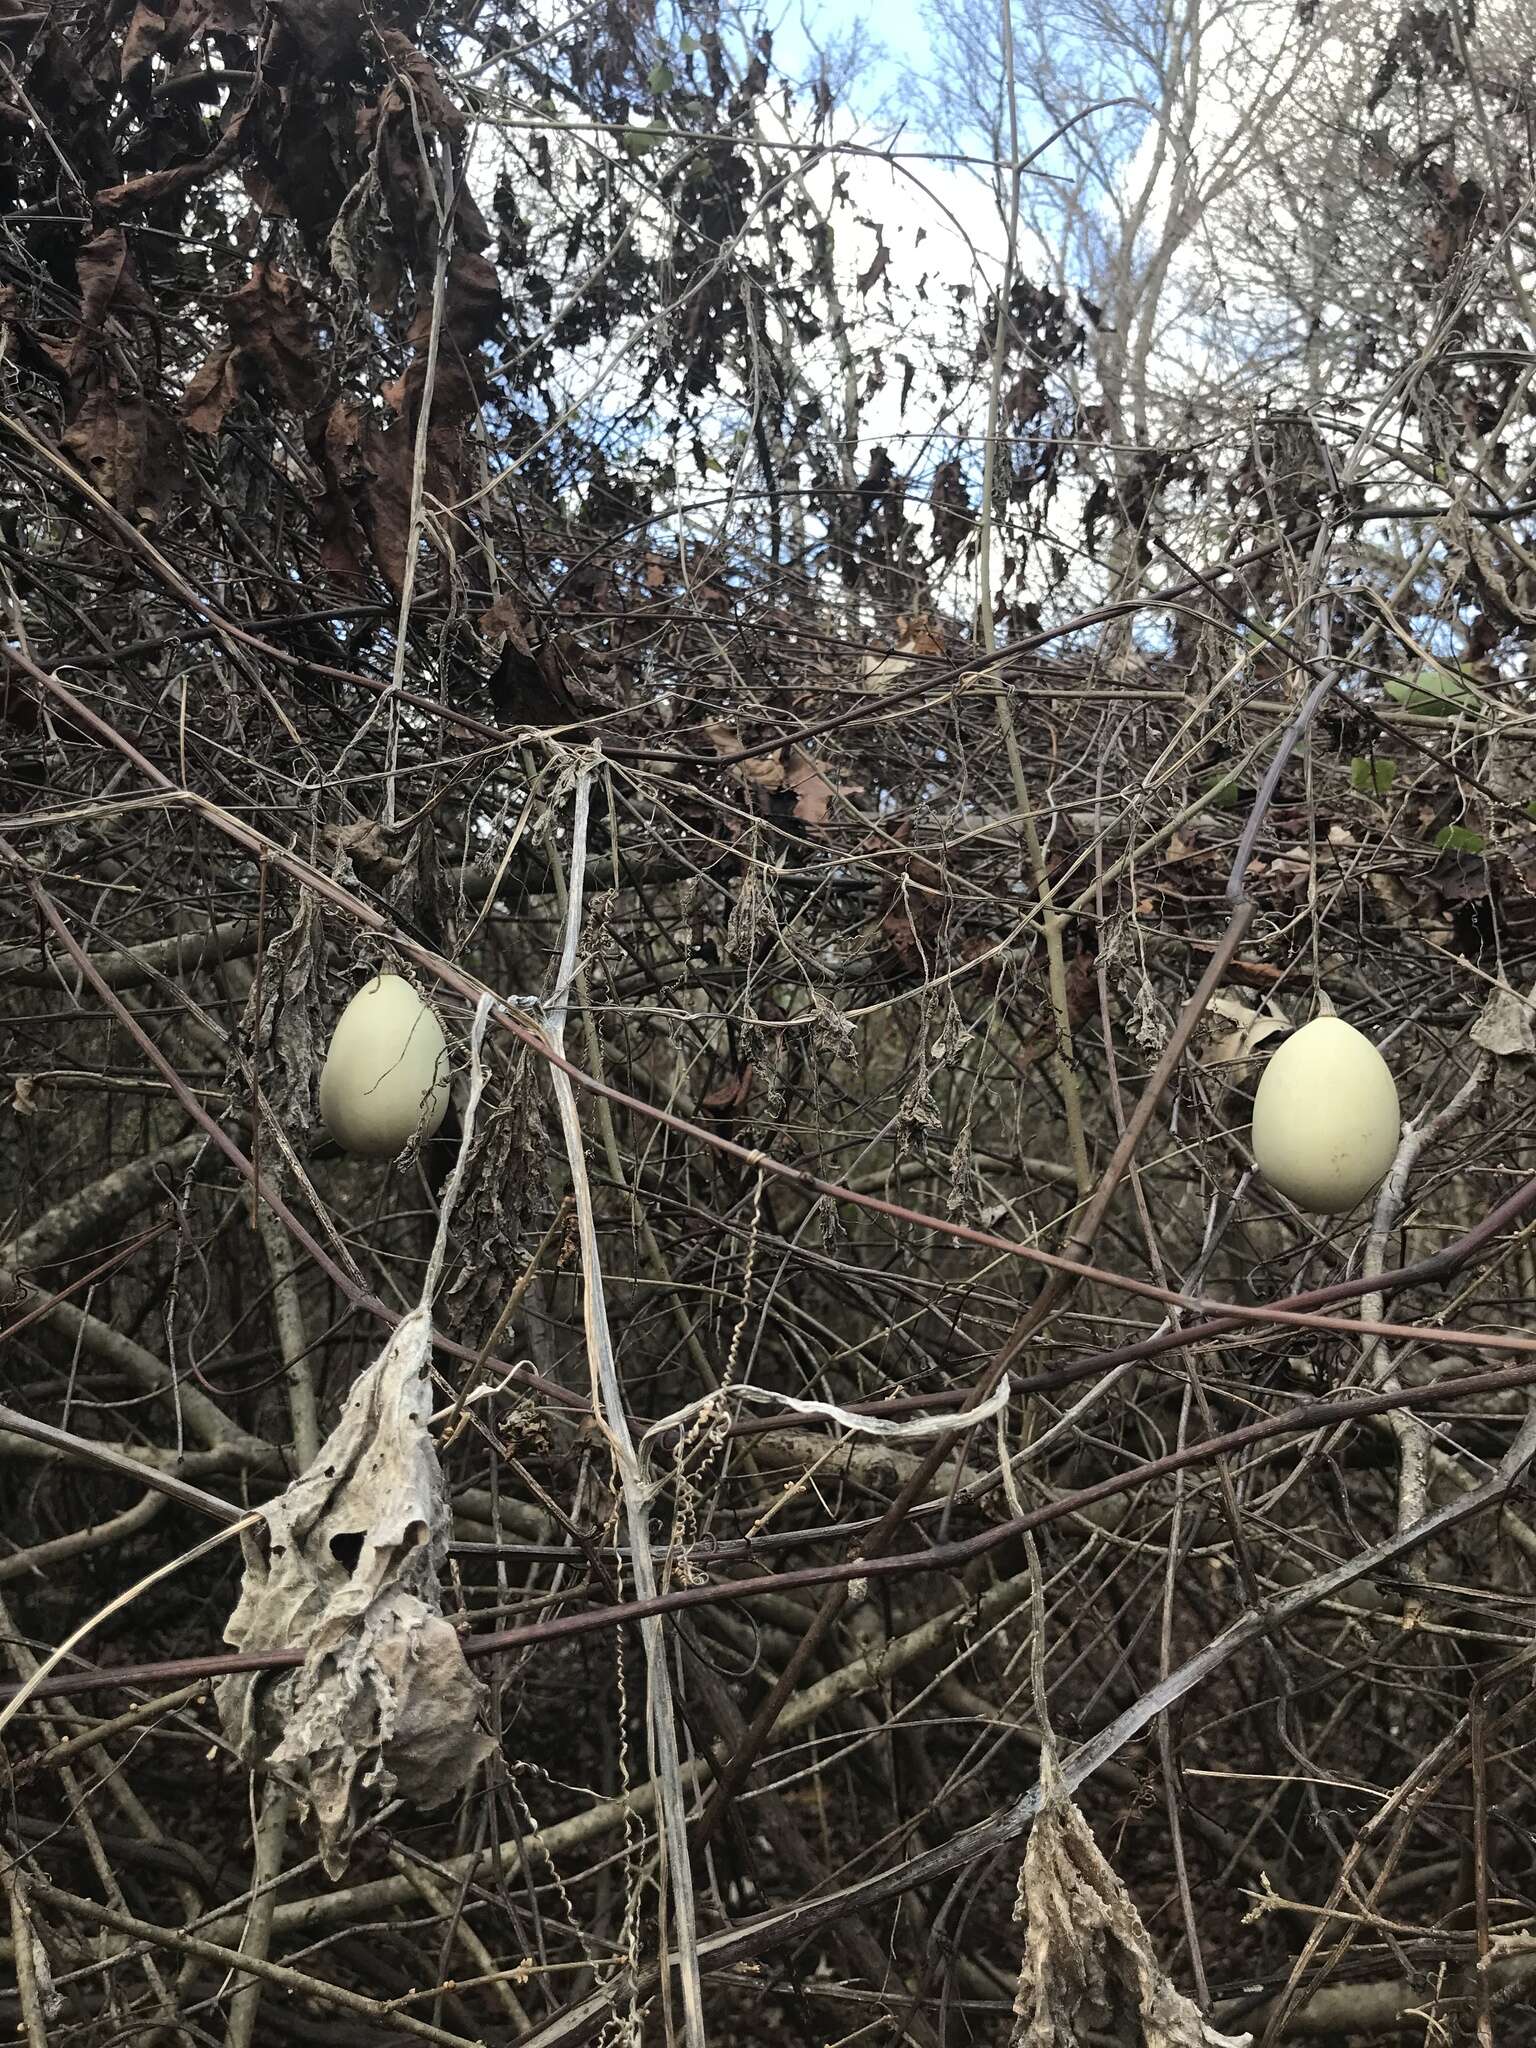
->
[[318, 974, 449, 1159], [1249, 1015, 1400, 1214]]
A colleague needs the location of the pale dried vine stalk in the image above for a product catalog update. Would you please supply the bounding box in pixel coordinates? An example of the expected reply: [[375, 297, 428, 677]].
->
[[538, 753, 708, 2048]]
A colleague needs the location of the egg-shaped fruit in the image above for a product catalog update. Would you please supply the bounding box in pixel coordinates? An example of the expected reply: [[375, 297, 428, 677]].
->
[[318, 974, 449, 1159], [1249, 1015, 1400, 1214]]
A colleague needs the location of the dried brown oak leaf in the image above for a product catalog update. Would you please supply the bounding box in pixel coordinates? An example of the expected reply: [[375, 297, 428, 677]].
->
[[217, 1305, 492, 1878], [1012, 1751, 1250, 2048]]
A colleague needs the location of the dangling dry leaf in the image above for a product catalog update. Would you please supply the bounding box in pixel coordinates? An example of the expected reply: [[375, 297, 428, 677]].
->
[[1012, 1755, 1251, 2048], [1197, 993, 1290, 1079], [860, 612, 945, 690], [1471, 983, 1535, 1058], [217, 1305, 492, 1878], [62, 382, 182, 523], [704, 723, 859, 827], [306, 396, 369, 581]]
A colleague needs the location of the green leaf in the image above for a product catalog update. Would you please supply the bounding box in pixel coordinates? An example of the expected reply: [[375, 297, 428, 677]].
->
[[621, 120, 666, 157], [1385, 666, 1480, 716], [680, 31, 701, 51], [647, 60, 675, 94], [1201, 774, 1240, 811], [1350, 755, 1397, 797], [1434, 824, 1486, 853]]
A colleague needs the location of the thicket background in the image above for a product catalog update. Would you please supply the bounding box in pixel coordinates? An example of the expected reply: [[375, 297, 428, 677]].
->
[[4, 0, 1536, 2042]]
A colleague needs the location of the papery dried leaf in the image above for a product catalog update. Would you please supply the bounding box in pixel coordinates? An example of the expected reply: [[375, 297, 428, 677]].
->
[[324, 818, 402, 878], [857, 231, 890, 295], [276, 0, 364, 75], [484, 608, 600, 730], [377, 28, 466, 133], [62, 383, 182, 523], [225, 262, 324, 412], [385, 818, 452, 951], [699, 1064, 753, 1117], [121, 0, 250, 81], [181, 345, 244, 434], [358, 412, 418, 594], [304, 405, 369, 581], [95, 100, 251, 217], [1012, 1758, 1251, 2048], [68, 230, 155, 373], [1197, 994, 1290, 1078], [399, 248, 503, 424], [1471, 984, 1535, 1058], [217, 1305, 493, 1877], [185, 264, 322, 432], [705, 723, 858, 827]]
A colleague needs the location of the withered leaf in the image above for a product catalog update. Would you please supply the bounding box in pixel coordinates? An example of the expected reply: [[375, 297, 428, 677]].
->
[[1012, 1755, 1251, 2048], [360, 409, 462, 598], [184, 264, 322, 432], [181, 346, 243, 434], [62, 382, 182, 523], [699, 1064, 753, 1117], [399, 248, 503, 424], [218, 1304, 493, 1878], [1470, 984, 1535, 1058], [377, 28, 466, 133], [121, 0, 254, 82], [324, 817, 403, 878], [68, 230, 155, 373], [705, 723, 859, 827], [858, 229, 890, 295], [236, 887, 326, 1136], [276, 0, 363, 74], [306, 398, 369, 583], [95, 100, 251, 218], [482, 602, 593, 729], [225, 263, 324, 412]]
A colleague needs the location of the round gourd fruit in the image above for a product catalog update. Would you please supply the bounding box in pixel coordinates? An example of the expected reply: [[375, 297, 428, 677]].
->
[[1249, 1015, 1399, 1214], [318, 974, 450, 1159]]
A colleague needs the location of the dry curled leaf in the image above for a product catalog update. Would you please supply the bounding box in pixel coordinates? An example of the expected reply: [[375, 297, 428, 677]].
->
[[306, 396, 369, 581], [1470, 983, 1535, 1058], [1197, 993, 1290, 1079], [705, 723, 859, 827], [1012, 1754, 1251, 2048], [62, 382, 182, 523], [217, 1304, 492, 1877]]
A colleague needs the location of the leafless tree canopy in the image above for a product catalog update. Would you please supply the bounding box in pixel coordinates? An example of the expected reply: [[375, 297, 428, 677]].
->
[[3, 1, 1536, 2044]]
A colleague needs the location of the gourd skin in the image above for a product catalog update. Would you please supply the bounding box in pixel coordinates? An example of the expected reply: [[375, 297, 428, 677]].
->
[[1250, 1016, 1400, 1214], [318, 974, 449, 1159]]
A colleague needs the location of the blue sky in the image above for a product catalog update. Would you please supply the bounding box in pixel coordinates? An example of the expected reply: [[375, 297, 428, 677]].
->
[[767, 0, 935, 115]]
